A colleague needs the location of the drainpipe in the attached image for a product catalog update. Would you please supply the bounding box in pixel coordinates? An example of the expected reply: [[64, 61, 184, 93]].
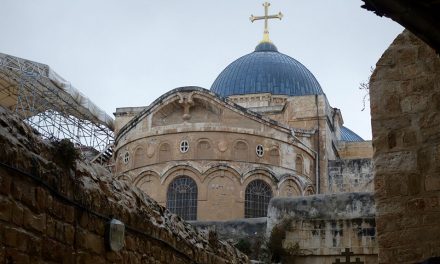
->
[[315, 95, 320, 194]]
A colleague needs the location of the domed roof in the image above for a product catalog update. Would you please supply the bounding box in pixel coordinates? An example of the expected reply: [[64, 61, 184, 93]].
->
[[211, 42, 323, 97], [341, 126, 364, 142]]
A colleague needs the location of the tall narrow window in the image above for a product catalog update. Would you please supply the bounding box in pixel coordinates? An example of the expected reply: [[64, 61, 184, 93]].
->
[[245, 180, 273, 218], [196, 140, 213, 159], [133, 147, 145, 167], [269, 148, 280, 165], [233, 141, 248, 161], [166, 176, 198, 220], [159, 143, 170, 162], [296, 155, 304, 174]]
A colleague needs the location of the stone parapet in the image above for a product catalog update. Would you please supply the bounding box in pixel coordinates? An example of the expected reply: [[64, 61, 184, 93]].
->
[[266, 192, 377, 264], [0, 107, 248, 264]]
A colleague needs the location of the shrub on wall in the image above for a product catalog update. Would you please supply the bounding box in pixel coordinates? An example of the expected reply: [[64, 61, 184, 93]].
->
[[51, 138, 80, 169], [268, 218, 299, 262]]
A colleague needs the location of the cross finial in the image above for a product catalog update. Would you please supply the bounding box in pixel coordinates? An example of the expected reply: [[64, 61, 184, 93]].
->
[[250, 2, 283, 43]]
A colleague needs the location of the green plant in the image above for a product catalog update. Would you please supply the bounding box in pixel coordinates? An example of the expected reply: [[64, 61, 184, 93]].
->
[[52, 138, 79, 169], [235, 238, 252, 255], [267, 218, 298, 262]]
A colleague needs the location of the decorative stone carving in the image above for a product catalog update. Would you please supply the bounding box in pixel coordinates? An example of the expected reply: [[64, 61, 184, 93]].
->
[[218, 141, 228, 152], [177, 92, 195, 121]]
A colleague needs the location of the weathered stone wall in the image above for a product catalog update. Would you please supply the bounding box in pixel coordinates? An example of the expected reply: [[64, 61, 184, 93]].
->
[[267, 192, 377, 264], [0, 108, 248, 263], [338, 141, 373, 159], [370, 29, 440, 263], [328, 159, 373, 193], [190, 218, 267, 243]]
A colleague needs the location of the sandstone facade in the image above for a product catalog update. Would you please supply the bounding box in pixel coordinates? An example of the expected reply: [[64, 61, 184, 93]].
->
[[113, 87, 372, 221], [371, 30, 440, 263]]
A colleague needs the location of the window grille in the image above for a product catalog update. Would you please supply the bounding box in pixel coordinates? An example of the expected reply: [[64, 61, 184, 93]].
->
[[180, 140, 189, 153], [123, 152, 130, 164], [245, 180, 272, 218], [256, 144, 264, 157], [166, 176, 197, 220]]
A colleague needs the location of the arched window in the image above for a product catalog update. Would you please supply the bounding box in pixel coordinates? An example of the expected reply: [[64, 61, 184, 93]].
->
[[296, 155, 304, 174], [133, 147, 145, 168], [245, 180, 273, 218], [233, 141, 248, 161], [269, 148, 280, 165], [196, 140, 213, 159], [159, 143, 171, 162], [166, 176, 198, 220]]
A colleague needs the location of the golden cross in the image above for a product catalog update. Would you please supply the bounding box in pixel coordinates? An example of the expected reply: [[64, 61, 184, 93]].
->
[[250, 2, 283, 43]]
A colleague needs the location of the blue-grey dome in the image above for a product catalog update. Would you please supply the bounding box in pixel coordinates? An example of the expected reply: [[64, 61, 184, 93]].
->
[[211, 42, 323, 97], [341, 126, 364, 142]]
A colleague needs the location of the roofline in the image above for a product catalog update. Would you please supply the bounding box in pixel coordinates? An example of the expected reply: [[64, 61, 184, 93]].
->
[[115, 86, 293, 142]]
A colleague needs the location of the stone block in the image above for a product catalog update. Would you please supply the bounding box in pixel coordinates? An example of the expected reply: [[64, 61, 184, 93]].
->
[[106, 251, 123, 262], [125, 235, 137, 251], [35, 187, 48, 213], [64, 204, 75, 224], [23, 207, 46, 233], [375, 151, 417, 174], [395, 46, 417, 66], [0, 174, 11, 195], [64, 223, 75, 245], [425, 176, 440, 191], [27, 234, 42, 256], [5, 248, 30, 264], [75, 252, 106, 264], [3, 226, 28, 251], [0, 197, 12, 222], [41, 237, 67, 262], [76, 229, 105, 254], [395, 247, 423, 263], [406, 198, 426, 211], [11, 201, 24, 226]]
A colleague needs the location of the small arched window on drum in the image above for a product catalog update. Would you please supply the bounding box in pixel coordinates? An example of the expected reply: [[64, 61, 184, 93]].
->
[[296, 155, 304, 174]]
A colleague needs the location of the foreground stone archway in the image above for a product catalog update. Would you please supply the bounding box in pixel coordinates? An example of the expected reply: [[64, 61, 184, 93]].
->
[[370, 30, 440, 263]]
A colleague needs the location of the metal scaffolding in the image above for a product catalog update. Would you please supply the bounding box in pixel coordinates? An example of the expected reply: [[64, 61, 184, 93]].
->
[[0, 52, 114, 154]]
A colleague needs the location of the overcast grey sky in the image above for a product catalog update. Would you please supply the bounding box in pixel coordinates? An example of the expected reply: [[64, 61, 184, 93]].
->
[[0, 0, 403, 139]]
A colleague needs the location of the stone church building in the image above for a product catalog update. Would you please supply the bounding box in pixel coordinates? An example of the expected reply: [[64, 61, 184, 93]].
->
[[112, 11, 372, 221]]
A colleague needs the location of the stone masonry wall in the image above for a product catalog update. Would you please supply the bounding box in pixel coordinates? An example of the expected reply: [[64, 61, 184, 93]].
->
[[0, 108, 248, 264], [328, 159, 373, 193], [370, 30, 440, 263], [267, 192, 377, 264]]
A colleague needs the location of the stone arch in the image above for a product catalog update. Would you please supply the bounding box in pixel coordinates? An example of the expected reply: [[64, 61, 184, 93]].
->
[[295, 155, 304, 174], [158, 142, 171, 163], [233, 140, 249, 161], [133, 171, 161, 199], [166, 176, 198, 220], [242, 168, 278, 186], [278, 176, 302, 197], [268, 147, 280, 165], [162, 165, 202, 183], [196, 138, 214, 159], [116, 173, 131, 182], [133, 146, 146, 168], [244, 179, 273, 218], [303, 185, 315, 196]]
